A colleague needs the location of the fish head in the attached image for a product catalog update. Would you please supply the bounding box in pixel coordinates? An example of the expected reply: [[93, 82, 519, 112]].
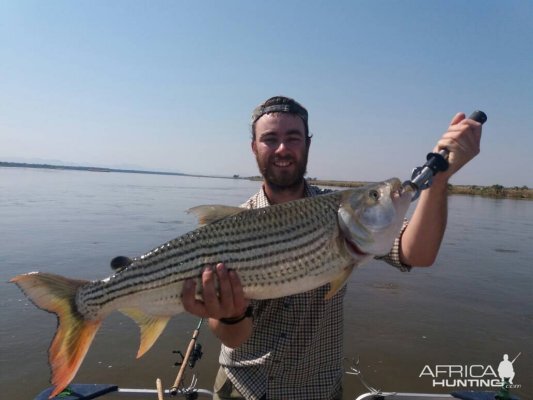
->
[[338, 178, 411, 257]]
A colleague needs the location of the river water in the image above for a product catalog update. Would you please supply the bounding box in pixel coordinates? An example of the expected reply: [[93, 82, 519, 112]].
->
[[0, 168, 530, 399]]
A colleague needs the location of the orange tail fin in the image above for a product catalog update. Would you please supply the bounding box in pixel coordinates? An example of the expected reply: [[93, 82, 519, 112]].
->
[[10, 272, 101, 399]]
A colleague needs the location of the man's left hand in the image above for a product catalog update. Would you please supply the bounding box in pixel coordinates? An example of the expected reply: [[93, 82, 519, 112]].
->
[[433, 112, 482, 182]]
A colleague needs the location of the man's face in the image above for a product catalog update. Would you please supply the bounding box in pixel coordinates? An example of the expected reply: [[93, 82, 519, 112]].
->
[[252, 113, 310, 189]]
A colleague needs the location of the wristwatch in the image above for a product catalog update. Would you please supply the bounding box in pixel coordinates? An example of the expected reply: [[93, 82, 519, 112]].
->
[[218, 306, 253, 325]]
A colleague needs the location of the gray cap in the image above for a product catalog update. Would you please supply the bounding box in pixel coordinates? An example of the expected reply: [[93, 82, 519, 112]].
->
[[251, 96, 308, 127]]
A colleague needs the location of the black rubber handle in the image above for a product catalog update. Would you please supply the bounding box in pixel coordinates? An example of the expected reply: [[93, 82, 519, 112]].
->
[[432, 110, 488, 163], [468, 110, 487, 125]]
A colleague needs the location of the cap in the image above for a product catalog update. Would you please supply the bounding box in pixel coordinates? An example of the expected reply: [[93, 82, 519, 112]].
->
[[251, 96, 308, 126]]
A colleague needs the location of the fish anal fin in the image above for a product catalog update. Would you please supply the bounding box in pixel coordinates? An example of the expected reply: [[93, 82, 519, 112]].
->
[[325, 266, 354, 300], [120, 308, 170, 358], [10, 272, 99, 399], [188, 205, 243, 226]]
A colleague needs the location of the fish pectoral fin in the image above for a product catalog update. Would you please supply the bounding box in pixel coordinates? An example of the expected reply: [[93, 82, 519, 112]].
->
[[187, 205, 244, 226], [120, 309, 170, 358], [325, 266, 354, 300]]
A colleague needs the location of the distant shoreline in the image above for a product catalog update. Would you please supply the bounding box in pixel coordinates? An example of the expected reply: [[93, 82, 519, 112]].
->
[[316, 180, 532, 200], [2, 161, 531, 200], [0, 161, 220, 179], [245, 176, 532, 200]]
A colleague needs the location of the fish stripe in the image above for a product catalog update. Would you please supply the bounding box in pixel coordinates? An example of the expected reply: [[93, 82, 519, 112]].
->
[[80, 220, 338, 309], [77, 193, 346, 312]]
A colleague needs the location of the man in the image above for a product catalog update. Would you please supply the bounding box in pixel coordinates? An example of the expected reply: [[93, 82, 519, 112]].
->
[[498, 354, 516, 384], [182, 96, 482, 399]]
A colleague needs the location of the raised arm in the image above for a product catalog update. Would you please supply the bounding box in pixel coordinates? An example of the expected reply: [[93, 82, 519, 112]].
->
[[399, 112, 482, 266]]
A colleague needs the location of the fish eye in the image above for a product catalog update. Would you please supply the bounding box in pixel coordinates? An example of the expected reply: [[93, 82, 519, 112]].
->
[[368, 189, 380, 201]]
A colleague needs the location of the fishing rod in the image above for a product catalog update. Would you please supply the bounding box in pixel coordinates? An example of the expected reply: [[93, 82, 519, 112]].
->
[[169, 318, 205, 396], [511, 352, 521, 364], [402, 110, 488, 201]]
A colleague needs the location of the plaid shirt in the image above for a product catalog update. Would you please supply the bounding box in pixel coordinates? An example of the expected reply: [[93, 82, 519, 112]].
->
[[219, 182, 410, 400]]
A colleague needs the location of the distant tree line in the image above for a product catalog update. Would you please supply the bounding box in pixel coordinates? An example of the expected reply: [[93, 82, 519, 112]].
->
[[448, 184, 531, 199]]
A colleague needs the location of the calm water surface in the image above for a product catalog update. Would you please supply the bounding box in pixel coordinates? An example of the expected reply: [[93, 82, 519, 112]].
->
[[1, 168, 531, 399]]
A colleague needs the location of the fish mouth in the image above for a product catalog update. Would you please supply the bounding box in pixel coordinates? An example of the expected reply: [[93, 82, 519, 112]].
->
[[345, 238, 369, 257], [389, 179, 403, 197], [388, 178, 412, 206], [390, 179, 413, 211]]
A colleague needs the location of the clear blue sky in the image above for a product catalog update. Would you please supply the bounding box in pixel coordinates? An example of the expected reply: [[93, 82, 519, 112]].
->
[[1, 1, 531, 186]]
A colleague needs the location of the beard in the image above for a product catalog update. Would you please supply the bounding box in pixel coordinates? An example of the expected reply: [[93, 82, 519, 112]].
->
[[256, 151, 309, 193]]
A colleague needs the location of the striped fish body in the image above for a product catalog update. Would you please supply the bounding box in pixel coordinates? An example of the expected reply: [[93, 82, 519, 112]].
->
[[78, 188, 355, 320], [10, 178, 410, 398]]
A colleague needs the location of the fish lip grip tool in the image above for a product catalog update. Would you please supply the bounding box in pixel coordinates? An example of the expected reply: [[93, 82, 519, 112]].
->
[[402, 110, 487, 201]]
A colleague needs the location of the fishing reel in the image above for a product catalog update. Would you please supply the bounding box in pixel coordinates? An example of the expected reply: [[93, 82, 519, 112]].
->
[[173, 343, 203, 369]]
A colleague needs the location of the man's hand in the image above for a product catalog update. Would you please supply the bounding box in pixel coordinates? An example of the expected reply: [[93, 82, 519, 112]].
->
[[182, 263, 253, 348], [182, 263, 250, 320], [433, 112, 482, 182]]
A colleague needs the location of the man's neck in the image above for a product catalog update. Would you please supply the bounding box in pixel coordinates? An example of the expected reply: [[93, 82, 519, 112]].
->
[[263, 180, 306, 205]]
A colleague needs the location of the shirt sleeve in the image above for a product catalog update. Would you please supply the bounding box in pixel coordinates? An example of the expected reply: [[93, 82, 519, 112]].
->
[[374, 219, 412, 272]]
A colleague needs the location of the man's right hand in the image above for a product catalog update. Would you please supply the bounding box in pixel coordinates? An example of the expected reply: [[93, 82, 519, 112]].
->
[[181, 262, 250, 320], [182, 263, 253, 348]]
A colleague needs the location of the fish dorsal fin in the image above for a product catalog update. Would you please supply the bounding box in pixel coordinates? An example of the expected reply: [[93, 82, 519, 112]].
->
[[188, 205, 243, 226], [325, 265, 355, 300], [119, 308, 170, 358]]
